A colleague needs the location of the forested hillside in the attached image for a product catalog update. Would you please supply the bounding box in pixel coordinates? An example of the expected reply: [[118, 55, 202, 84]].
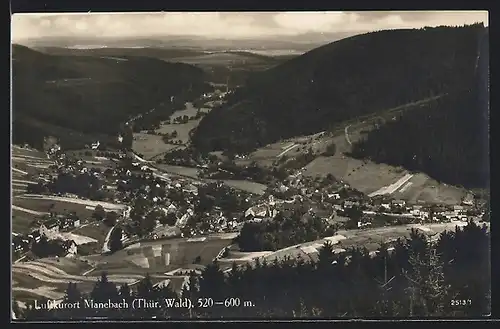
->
[[191, 24, 486, 154], [17, 222, 490, 319], [12, 45, 211, 149], [349, 28, 489, 189]]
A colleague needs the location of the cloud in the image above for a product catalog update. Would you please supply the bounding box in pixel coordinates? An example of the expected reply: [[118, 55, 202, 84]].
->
[[273, 12, 349, 33], [11, 11, 489, 42]]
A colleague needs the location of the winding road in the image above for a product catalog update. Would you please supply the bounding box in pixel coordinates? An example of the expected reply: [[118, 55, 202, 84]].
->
[[344, 125, 352, 146]]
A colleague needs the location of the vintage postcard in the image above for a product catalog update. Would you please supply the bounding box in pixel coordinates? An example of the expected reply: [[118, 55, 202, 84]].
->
[[11, 11, 490, 321]]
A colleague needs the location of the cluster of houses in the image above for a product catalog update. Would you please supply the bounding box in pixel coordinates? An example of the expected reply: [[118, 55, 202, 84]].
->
[[236, 177, 483, 231], [12, 214, 82, 254]]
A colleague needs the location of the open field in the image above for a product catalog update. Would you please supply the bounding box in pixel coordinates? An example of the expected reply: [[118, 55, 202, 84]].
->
[[13, 287, 66, 301], [12, 145, 54, 177], [245, 132, 331, 168], [154, 164, 200, 178], [12, 209, 40, 234], [72, 222, 111, 244], [132, 103, 211, 160], [66, 150, 118, 168], [169, 103, 211, 121], [16, 195, 126, 211], [11, 256, 149, 301], [217, 180, 267, 195], [156, 119, 202, 144], [12, 145, 47, 159], [13, 197, 96, 220], [132, 133, 179, 160], [12, 260, 144, 285], [169, 51, 278, 67], [85, 235, 233, 275]]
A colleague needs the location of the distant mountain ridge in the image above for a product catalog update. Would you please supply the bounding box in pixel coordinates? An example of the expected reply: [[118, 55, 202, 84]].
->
[[15, 31, 362, 52]]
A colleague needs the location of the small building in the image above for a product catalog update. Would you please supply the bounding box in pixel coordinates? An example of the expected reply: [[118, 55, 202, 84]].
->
[[343, 200, 359, 209], [328, 193, 341, 200], [64, 240, 78, 256], [40, 219, 60, 237], [358, 221, 372, 228], [462, 194, 474, 206], [27, 230, 42, 243], [392, 199, 406, 207], [91, 141, 100, 150], [381, 203, 391, 210]]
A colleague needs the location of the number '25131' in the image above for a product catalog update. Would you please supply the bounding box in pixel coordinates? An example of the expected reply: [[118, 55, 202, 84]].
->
[[450, 299, 472, 306]]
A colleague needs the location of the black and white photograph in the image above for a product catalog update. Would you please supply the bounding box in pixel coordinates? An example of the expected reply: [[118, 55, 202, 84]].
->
[[10, 11, 490, 321]]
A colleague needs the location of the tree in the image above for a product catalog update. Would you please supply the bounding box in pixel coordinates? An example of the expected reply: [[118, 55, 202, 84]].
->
[[60, 282, 84, 319], [160, 212, 177, 226], [93, 205, 106, 221], [109, 227, 123, 253], [90, 272, 120, 317], [104, 211, 119, 227], [141, 211, 157, 235], [317, 241, 336, 269], [136, 274, 155, 300], [323, 142, 337, 156]]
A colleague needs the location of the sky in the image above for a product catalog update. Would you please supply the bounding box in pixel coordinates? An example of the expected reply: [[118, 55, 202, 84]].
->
[[11, 11, 488, 41]]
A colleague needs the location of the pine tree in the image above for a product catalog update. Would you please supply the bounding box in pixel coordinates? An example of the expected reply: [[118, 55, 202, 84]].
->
[[374, 243, 396, 316], [90, 272, 119, 318], [136, 273, 155, 300], [61, 282, 84, 319], [317, 241, 335, 269]]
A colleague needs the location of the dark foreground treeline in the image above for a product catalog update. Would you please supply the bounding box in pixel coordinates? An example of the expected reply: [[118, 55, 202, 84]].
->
[[16, 221, 490, 320]]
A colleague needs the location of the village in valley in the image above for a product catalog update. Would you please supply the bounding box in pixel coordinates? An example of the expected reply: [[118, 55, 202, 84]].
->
[[12, 87, 488, 292], [11, 12, 490, 319]]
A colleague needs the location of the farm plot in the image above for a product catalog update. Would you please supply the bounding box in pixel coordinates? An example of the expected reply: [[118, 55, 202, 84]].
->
[[12, 197, 96, 220], [392, 173, 467, 205], [12, 209, 40, 234], [154, 164, 200, 178], [132, 133, 179, 160], [156, 119, 202, 144], [169, 103, 211, 121], [248, 141, 301, 167], [12, 286, 66, 301], [120, 237, 232, 268], [217, 179, 267, 195], [132, 104, 211, 160], [17, 195, 125, 211], [12, 145, 47, 159], [72, 222, 111, 244]]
